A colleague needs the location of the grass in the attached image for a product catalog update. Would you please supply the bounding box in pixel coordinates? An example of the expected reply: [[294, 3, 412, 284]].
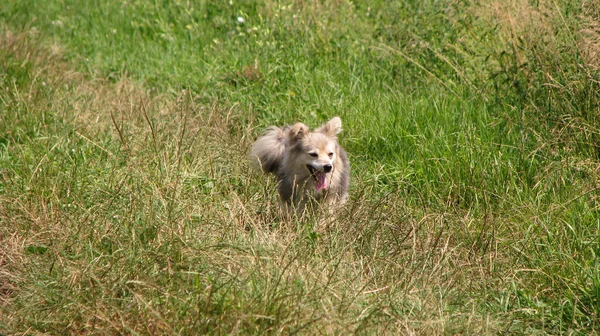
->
[[1, 0, 600, 334]]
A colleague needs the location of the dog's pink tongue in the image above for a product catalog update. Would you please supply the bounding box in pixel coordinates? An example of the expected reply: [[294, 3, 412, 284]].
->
[[315, 172, 328, 191]]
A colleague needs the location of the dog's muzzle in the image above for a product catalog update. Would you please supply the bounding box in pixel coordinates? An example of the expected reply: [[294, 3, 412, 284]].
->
[[306, 164, 330, 191]]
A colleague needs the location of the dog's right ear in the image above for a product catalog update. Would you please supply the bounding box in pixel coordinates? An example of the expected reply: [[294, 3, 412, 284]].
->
[[289, 123, 309, 142]]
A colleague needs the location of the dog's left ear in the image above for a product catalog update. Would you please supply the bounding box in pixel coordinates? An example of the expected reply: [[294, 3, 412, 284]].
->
[[316, 117, 342, 137]]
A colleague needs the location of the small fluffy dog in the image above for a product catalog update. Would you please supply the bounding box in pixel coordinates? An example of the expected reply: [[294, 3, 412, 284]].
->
[[250, 117, 350, 215]]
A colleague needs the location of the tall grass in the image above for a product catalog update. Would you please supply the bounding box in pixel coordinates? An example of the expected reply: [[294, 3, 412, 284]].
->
[[1, 0, 599, 334]]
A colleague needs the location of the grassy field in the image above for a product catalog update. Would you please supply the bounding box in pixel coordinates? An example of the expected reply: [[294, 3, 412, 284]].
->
[[1, 0, 600, 334]]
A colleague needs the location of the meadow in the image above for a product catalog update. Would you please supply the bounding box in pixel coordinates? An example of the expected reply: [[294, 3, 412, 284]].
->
[[1, 0, 599, 334]]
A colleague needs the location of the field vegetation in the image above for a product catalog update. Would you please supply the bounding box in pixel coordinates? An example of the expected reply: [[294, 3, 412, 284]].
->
[[1, 0, 600, 334]]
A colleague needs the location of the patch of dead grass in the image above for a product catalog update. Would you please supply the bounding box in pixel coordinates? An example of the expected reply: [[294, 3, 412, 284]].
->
[[475, 0, 600, 75], [580, 2, 600, 70]]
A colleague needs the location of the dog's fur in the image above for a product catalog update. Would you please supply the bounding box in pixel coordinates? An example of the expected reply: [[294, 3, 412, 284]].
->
[[250, 117, 350, 215]]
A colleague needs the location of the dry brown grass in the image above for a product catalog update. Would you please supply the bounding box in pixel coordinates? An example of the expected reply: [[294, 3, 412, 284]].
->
[[580, 2, 600, 70], [474, 0, 600, 77], [478, 0, 556, 62]]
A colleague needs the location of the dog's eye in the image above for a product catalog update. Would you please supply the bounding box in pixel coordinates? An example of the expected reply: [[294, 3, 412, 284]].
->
[[328, 152, 334, 158], [309, 153, 318, 157]]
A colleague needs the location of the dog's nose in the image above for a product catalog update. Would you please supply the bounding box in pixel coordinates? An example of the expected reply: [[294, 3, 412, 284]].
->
[[323, 164, 332, 172]]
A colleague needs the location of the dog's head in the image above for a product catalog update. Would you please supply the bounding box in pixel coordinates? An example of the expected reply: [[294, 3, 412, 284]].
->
[[288, 117, 343, 191]]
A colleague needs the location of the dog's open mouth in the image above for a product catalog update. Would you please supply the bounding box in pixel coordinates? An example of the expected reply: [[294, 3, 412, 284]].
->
[[307, 165, 329, 191]]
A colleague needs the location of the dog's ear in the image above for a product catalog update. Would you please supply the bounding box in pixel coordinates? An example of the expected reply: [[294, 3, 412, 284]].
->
[[289, 123, 309, 142], [316, 117, 342, 137]]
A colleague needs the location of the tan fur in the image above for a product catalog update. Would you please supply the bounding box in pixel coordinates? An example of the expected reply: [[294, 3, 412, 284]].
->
[[250, 117, 350, 215]]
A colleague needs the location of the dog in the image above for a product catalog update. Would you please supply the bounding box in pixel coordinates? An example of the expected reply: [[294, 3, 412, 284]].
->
[[250, 117, 350, 215]]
